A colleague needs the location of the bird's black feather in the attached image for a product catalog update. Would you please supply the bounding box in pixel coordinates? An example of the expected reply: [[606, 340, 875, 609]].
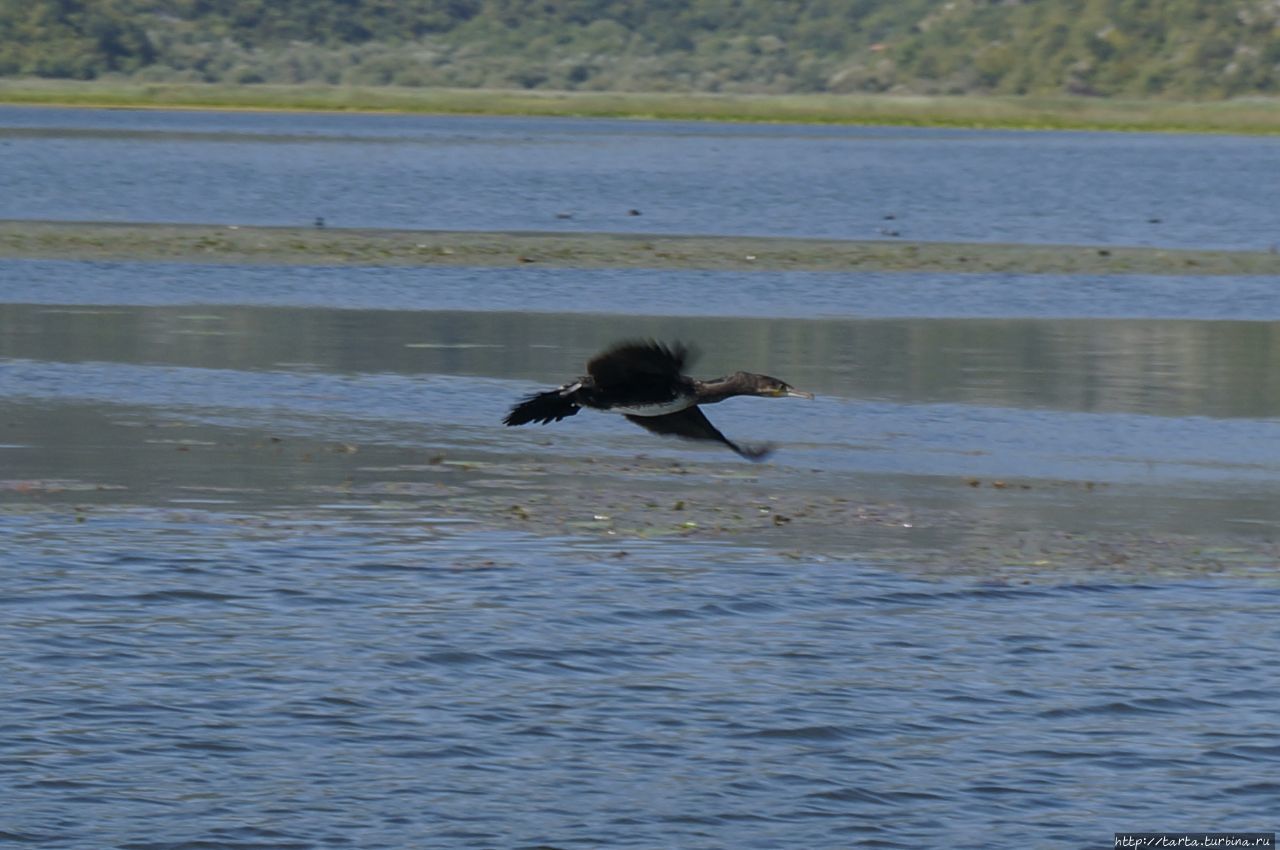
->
[[624, 408, 773, 462], [587, 340, 695, 388], [580, 340, 696, 410], [503, 389, 581, 426]]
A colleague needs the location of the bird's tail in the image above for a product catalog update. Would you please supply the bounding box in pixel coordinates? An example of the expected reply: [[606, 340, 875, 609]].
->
[[503, 389, 580, 426]]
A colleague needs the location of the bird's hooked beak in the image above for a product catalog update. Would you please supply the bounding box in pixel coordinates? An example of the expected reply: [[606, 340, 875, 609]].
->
[[777, 385, 815, 400]]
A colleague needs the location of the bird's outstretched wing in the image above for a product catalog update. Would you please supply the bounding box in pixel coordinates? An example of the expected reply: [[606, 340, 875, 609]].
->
[[587, 340, 695, 389], [624, 407, 773, 462], [504, 387, 581, 426]]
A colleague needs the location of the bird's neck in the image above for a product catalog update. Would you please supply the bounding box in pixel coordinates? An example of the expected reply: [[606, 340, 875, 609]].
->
[[692, 375, 750, 405]]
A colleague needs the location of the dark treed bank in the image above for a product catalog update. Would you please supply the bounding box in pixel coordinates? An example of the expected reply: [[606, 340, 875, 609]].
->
[[1, 0, 1278, 99]]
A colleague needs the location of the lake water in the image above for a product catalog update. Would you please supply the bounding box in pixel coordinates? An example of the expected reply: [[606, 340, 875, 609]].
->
[[2, 105, 1280, 249], [2, 108, 1280, 849]]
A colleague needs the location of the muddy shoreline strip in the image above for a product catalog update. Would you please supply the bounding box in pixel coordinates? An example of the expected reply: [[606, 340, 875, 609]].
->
[[2, 219, 1278, 275]]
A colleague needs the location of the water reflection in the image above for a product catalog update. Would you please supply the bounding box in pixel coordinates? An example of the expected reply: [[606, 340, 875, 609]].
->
[[4, 302, 1279, 419], [5, 297, 1279, 544]]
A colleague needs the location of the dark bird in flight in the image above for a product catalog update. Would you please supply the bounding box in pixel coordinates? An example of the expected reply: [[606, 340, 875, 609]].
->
[[503, 340, 813, 461]]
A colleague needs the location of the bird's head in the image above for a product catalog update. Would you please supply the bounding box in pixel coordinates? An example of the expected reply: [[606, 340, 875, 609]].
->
[[736, 372, 815, 400]]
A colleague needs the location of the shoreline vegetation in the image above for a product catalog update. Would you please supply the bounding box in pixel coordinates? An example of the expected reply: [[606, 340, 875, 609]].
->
[[2, 219, 1278, 275], [3, 81, 1280, 134]]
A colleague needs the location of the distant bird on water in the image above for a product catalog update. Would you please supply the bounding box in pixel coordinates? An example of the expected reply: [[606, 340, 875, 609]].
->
[[503, 340, 813, 461]]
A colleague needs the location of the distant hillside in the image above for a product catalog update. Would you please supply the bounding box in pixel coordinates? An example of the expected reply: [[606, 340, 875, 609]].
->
[[1, 0, 1277, 98]]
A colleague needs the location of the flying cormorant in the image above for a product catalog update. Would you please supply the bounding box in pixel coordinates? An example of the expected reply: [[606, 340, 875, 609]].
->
[[503, 340, 813, 461]]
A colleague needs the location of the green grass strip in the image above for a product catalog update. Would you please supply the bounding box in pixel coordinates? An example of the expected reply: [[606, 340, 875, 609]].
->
[[3, 81, 1280, 134]]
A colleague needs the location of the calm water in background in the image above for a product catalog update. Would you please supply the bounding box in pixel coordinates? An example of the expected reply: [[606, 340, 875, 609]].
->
[[2, 108, 1280, 848], [2, 105, 1280, 248]]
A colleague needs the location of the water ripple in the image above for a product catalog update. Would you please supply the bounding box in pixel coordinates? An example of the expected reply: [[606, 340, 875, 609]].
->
[[3, 506, 1279, 848]]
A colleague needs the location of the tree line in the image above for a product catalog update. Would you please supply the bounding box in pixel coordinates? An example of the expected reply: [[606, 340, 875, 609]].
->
[[1, 0, 1276, 98]]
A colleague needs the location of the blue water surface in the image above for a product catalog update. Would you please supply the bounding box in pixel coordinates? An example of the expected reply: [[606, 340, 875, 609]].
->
[[3, 511, 1278, 849], [5, 258, 1280, 320], [2, 106, 1278, 249], [3, 110, 1280, 849]]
